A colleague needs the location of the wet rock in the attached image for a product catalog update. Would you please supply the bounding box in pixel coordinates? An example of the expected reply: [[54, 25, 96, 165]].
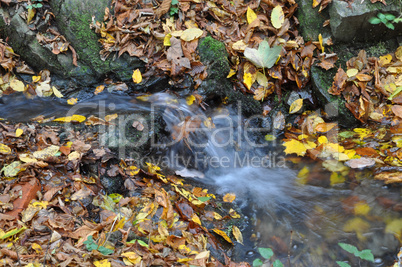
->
[[310, 65, 360, 128], [198, 36, 261, 115]]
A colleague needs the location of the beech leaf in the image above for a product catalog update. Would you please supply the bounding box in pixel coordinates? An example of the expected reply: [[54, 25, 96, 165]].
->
[[244, 41, 281, 69]]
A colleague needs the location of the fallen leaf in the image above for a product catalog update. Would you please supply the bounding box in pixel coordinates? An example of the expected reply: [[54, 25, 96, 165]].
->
[[246, 7, 258, 24], [232, 226, 243, 244], [289, 98, 303, 114], [283, 139, 307, 156], [345, 157, 376, 169], [67, 98, 78, 105], [180, 28, 203, 42], [132, 69, 142, 84], [271, 6, 284, 29], [244, 40, 282, 69], [0, 143, 12, 154], [223, 193, 236, 203], [212, 229, 233, 244]]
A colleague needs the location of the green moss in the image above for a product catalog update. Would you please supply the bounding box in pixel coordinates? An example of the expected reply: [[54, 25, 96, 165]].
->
[[199, 36, 228, 65], [67, 15, 109, 74]]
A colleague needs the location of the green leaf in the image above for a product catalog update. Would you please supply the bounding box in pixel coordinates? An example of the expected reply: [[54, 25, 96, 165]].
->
[[368, 17, 381, 24], [336, 261, 351, 267], [394, 18, 402, 23], [83, 235, 98, 251], [388, 86, 402, 100], [356, 249, 374, 262], [385, 14, 396, 20], [252, 258, 263, 267], [97, 246, 114, 255], [197, 196, 211, 202], [137, 240, 149, 248], [385, 22, 395, 30], [338, 243, 359, 255], [339, 131, 355, 138], [258, 247, 274, 260], [273, 259, 284, 267], [171, 0, 179, 5], [0, 226, 27, 240], [244, 40, 282, 69], [377, 13, 386, 20]]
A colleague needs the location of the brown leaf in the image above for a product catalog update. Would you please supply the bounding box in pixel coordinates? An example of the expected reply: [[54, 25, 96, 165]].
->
[[154, 0, 171, 18], [392, 105, 402, 118], [5, 178, 41, 219], [345, 157, 376, 169], [167, 37, 191, 69], [329, 67, 347, 95]]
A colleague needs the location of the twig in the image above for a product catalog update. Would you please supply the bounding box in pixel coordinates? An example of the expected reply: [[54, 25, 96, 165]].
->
[[12, 242, 21, 267]]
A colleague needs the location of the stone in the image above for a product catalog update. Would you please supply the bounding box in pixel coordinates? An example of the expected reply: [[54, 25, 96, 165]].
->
[[329, 0, 402, 43]]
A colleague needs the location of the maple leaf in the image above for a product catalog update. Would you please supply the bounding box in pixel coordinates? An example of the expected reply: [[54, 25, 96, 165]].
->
[[244, 40, 282, 69]]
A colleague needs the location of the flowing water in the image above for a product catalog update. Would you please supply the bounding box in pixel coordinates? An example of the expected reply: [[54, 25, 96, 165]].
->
[[1, 91, 401, 266]]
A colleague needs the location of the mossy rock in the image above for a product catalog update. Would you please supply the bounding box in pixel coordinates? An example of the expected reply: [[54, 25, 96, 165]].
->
[[198, 36, 261, 115]]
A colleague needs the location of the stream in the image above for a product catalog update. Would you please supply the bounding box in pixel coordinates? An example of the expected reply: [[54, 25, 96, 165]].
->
[[0, 91, 401, 266]]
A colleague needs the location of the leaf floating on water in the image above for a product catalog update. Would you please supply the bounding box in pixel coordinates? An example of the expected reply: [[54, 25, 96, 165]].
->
[[283, 139, 307, 156], [104, 113, 118, 122], [289, 98, 303, 114], [223, 193, 236, 203], [67, 98, 78, 105], [232, 226, 243, 245], [186, 95, 195, 105], [244, 40, 282, 69], [345, 157, 375, 169], [54, 115, 86, 123]]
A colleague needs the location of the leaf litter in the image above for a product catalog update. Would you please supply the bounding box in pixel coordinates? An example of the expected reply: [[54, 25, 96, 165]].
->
[[0, 121, 247, 266]]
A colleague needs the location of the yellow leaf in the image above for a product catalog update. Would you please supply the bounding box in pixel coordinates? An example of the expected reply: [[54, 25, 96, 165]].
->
[[10, 79, 25, 92], [122, 251, 142, 265], [33, 145, 60, 159], [127, 165, 140, 176], [1, 161, 23, 177], [32, 243, 42, 253], [68, 151, 81, 161], [379, 54, 392, 66], [243, 72, 254, 90], [53, 114, 86, 123], [52, 86, 64, 98], [385, 219, 402, 241], [232, 40, 247, 51], [354, 128, 372, 139], [27, 8, 36, 24], [343, 217, 370, 241], [213, 212, 222, 220], [346, 68, 358, 77], [67, 98, 78, 105], [246, 7, 257, 24], [19, 154, 37, 163], [195, 250, 210, 260], [132, 69, 142, 84], [318, 33, 324, 53], [271, 5, 284, 29], [232, 226, 243, 245], [186, 95, 196, 105], [94, 259, 111, 267], [229, 209, 240, 218], [354, 201, 370, 216], [180, 28, 203, 41], [15, 128, 23, 137], [32, 76, 41, 83], [191, 213, 202, 225], [223, 193, 236, 203], [203, 117, 215, 129], [212, 229, 233, 244], [164, 33, 172, 46], [0, 143, 12, 154], [283, 139, 307, 156], [227, 69, 236, 78], [256, 72, 268, 88], [318, 135, 328, 144], [394, 46, 402, 62], [297, 166, 309, 184], [105, 113, 118, 122], [289, 98, 303, 114], [330, 172, 345, 186]]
